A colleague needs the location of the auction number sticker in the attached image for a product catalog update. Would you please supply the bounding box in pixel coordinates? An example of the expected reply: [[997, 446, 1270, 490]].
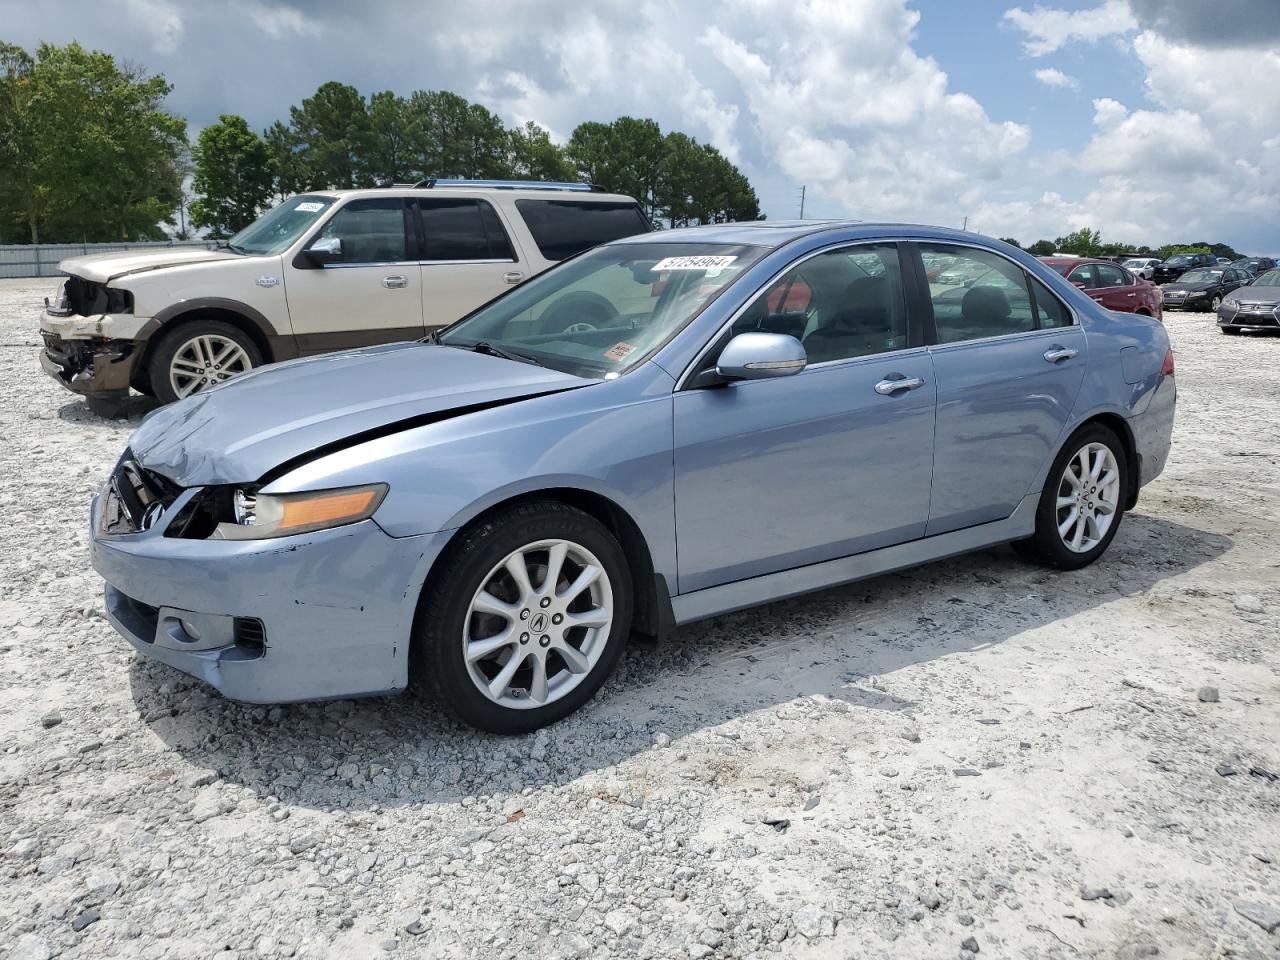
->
[[296, 201, 326, 212], [653, 255, 737, 272]]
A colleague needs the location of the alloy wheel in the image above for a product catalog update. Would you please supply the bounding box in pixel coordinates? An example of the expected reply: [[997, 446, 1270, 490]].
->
[[169, 334, 253, 398], [1055, 442, 1121, 553], [462, 539, 613, 709]]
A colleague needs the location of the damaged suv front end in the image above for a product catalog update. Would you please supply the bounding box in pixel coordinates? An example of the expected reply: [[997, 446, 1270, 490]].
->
[[40, 276, 142, 399]]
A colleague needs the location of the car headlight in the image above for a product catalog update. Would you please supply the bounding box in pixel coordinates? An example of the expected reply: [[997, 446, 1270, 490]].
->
[[211, 483, 388, 540]]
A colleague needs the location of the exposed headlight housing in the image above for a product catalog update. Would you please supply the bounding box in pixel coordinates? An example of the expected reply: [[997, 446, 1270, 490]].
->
[[210, 483, 388, 540]]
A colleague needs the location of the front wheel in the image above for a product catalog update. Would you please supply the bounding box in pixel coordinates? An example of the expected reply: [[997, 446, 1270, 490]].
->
[[412, 501, 633, 733], [1014, 425, 1127, 570], [1210, 295, 1222, 312], [148, 319, 261, 404]]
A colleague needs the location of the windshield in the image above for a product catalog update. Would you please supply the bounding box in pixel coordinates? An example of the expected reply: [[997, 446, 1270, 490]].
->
[[226, 195, 336, 255], [1163, 256, 1192, 266], [438, 242, 768, 378], [1179, 270, 1221, 284], [1252, 269, 1280, 286]]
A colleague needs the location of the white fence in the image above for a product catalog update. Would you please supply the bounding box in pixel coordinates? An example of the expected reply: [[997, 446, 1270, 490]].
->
[[0, 240, 219, 279]]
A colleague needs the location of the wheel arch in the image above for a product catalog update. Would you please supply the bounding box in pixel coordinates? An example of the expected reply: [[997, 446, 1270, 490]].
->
[[137, 300, 297, 383], [415, 486, 673, 649], [1060, 411, 1141, 510]]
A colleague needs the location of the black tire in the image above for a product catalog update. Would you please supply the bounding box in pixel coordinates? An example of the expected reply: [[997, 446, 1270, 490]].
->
[[1013, 423, 1128, 571], [536, 292, 619, 335], [1220, 326, 1241, 336], [1210, 295, 1222, 312], [412, 501, 633, 734], [147, 319, 262, 404]]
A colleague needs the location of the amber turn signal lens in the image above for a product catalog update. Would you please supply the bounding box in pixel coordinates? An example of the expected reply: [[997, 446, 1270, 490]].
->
[[279, 488, 379, 531]]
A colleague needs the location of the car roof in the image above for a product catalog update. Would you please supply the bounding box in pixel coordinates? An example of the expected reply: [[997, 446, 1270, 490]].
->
[[608, 220, 1014, 250], [309, 186, 639, 204]]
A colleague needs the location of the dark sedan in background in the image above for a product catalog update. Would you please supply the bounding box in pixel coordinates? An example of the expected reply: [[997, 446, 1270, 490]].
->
[[1160, 266, 1250, 312], [1039, 258, 1163, 318], [1218, 268, 1280, 334], [1231, 257, 1277, 278], [1152, 252, 1216, 284]]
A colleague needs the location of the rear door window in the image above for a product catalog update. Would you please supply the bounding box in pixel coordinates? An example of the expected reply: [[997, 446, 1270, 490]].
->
[[921, 244, 1071, 343], [515, 200, 651, 261], [1095, 264, 1128, 288], [418, 198, 516, 261]]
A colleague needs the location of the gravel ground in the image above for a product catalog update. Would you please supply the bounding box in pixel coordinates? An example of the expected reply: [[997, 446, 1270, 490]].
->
[[2, 276, 1278, 960]]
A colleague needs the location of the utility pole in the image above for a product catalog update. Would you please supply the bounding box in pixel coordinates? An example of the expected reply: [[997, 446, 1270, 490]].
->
[[961, 215, 968, 231], [798, 185, 806, 220]]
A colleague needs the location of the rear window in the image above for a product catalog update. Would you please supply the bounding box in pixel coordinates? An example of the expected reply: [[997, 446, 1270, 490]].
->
[[515, 199, 651, 262], [418, 198, 515, 261]]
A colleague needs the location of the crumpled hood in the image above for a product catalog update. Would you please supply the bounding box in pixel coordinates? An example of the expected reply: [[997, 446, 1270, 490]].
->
[[60, 247, 241, 282], [128, 342, 591, 487]]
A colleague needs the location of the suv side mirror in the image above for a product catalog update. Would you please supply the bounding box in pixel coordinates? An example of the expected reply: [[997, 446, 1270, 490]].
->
[[304, 236, 342, 266], [715, 332, 807, 381]]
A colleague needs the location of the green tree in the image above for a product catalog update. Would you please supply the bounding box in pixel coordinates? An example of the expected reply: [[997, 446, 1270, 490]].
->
[[656, 132, 759, 226], [0, 41, 186, 242], [506, 121, 574, 181], [402, 90, 509, 179], [1027, 239, 1056, 256], [363, 91, 415, 184], [264, 120, 306, 200], [1053, 227, 1103, 257], [189, 114, 272, 236], [289, 81, 370, 189], [566, 117, 665, 217]]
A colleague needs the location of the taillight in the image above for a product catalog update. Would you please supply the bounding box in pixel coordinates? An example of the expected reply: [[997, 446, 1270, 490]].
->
[[1161, 348, 1175, 377]]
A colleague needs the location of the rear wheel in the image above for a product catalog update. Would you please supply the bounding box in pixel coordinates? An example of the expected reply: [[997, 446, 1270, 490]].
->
[[148, 319, 261, 404], [1014, 424, 1127, 570], [412, 501, 632, 733]]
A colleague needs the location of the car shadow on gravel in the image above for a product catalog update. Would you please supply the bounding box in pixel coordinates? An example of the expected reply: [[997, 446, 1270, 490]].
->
[[57, 394, 161, 425], [128, 512, 1228, 811]]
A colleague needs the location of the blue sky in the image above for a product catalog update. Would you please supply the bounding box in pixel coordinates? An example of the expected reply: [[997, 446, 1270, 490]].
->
[[3, 0, 1277, 253]]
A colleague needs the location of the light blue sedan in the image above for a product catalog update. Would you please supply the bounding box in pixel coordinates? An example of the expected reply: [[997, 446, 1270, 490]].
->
[[92, 222, 1176, 732]]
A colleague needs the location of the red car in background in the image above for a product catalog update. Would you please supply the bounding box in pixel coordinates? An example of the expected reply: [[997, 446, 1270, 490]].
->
[[1039, 257, 1163, 320]]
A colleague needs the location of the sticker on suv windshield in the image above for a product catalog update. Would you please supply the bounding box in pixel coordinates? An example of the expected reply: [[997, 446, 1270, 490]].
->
[[653, 255, 737, 272], [604, 341, 636, 361]]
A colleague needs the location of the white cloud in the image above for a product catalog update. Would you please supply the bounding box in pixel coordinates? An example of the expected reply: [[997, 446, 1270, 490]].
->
[[1003, 0, 1136, 56], [122, 0, 184, 54], [1033, 67, 1079, 90], [699, 0, 1029, 222]]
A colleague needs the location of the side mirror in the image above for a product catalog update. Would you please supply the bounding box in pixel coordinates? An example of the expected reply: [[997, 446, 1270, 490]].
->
[[304, 236, 342, 266], [715, 332, 807, 381]]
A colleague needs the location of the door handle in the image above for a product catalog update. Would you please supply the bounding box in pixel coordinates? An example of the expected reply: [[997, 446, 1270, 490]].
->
[[382, 275, 408, 289], [1126, 292, 1136, 297], [503, 271, 525, 284], [1043, 346, 1078, 363], [874, 376, 925, 396]]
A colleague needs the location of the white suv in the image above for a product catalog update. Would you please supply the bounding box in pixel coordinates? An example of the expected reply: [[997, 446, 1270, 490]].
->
[[39, 180, 651, 409]]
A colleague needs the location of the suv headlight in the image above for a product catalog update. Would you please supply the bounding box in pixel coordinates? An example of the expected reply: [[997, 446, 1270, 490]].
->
[[211, 483, 388, 540]]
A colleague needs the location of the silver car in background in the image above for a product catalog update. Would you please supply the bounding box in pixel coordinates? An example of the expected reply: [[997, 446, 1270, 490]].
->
[[1218, 267, 1280, 334]]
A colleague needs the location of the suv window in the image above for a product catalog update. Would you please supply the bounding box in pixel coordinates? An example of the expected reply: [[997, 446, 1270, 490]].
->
[[418, 198, 515, 261], [515, 200, 651, 261], [731, 244, 908, 363], [922, 244, 1070, 343], [1095, 264, 1129, 287], [316, 198, 408, 263]]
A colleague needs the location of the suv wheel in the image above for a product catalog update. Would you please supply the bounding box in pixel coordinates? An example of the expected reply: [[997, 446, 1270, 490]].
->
[[148, 320, 261, 403], [413, 501, 632, 733], [1014, 424, 1127, 570]]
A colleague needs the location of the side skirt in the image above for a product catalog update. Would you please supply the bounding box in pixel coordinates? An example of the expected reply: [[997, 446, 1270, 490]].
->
[[670, 493, 1039, 626]]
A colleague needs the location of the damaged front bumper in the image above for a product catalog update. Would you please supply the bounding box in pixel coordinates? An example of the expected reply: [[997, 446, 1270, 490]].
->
[[40, 330, 139, 396], [91, 484, 453, 703]]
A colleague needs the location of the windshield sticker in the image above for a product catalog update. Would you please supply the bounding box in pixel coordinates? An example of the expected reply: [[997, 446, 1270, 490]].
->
[[296, 201, 325, 213], [604, 341, 637, 362], [653, 255, 737, 273]]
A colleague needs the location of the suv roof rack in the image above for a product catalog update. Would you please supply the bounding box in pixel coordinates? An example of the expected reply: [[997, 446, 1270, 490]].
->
[[413, 178, 604, 192]]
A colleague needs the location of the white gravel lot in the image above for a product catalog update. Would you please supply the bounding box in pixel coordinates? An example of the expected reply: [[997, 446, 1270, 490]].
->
[[1, 276, 1278, 960]]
